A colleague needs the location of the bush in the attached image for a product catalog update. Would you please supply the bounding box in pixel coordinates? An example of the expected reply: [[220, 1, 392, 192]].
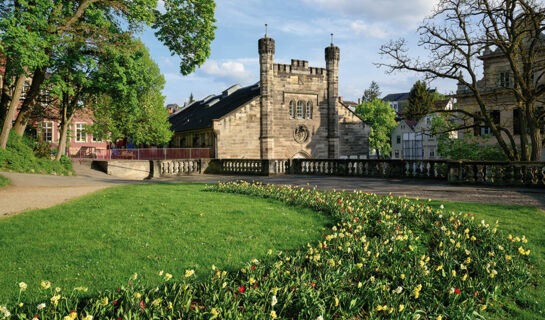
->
[[0, 174, 10, 187], [0, 131, 73, 175], [0, 182, 531, 319]]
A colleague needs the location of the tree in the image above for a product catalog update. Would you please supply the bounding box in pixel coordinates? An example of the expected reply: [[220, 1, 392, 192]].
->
[[379, 0, 545, 161], [430, 115, 508, 160], [189, 92, 195, 104], [88, 41, 173, 146], [355, 99, 397, 158], [363, 81, 382, 103], [0, 0, 216, 149], [405, 80, 435, 121]]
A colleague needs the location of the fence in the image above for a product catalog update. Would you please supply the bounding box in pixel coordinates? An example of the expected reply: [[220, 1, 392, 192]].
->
[[73, 148, 211, 160], [205, 158, 545, 187]]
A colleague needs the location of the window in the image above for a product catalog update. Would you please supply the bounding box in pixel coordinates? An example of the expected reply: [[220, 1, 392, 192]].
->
[[297, 101, 304, 119], [513, 109, 521, 135], [395, 151, 399, 158], [396, 135, 401, 144], [475, 111, 500, 136], [75, 123, 86, 142], [92, 134, 102, 142], [40, 89, 51, 106], [20, 81, 31, 100], [289, 101, 295, 119], [430, 151, 435, 158], [498, 71, 510, 88], [41, 122, 53, 142], [306, 101, 313, 119]]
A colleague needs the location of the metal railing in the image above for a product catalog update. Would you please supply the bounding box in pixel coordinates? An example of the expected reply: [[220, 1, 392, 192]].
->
[[72, 148, 211, 160]]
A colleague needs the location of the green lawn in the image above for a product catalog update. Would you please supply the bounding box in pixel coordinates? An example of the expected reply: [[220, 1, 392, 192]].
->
[[0, 183, 332, 304], [428, 200, 545, 319], [1, 183, 543, 319], [0, 174, 10, 187]]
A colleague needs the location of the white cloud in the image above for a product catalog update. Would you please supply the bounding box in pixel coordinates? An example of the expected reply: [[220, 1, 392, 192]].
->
[[303, 0, 439, 29], [350, 21, 390, 39], [199, 60, 255, 84]]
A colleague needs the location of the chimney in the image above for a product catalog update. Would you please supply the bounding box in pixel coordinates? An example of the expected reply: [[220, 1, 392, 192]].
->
[[339, 96, 343, 103], [358, 98, 361, 104]]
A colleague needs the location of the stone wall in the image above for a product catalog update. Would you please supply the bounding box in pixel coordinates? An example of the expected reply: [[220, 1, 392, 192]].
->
[[337, 103, 370, 158], [268, 60, 330, 159], [212, 98, 261, 159]]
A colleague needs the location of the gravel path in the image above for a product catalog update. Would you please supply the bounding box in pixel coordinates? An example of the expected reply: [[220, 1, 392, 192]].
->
[[0, 162, 142, 218], [1, 161, 544, 218]]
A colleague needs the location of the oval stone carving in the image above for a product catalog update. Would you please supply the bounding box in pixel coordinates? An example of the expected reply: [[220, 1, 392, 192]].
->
[[294, 125, 309, 144]]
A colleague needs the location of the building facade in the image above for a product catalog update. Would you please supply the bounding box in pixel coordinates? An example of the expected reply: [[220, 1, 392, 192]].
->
[[456, 47, 545, 160], [0, 66, 107, 157], [169, 36, 370, 159], [391, 99, 455, 160]]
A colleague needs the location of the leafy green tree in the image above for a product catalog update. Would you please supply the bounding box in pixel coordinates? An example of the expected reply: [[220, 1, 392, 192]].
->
[[431, 115, 507, 161], [1, 0, 216, 148], [355, 99, 397, 158], [405, 81, 435, 121], [89, 41, 173, 146], [363, 81, 382, 103]]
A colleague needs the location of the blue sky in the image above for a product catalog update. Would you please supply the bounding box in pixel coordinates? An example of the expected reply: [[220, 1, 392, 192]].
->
[[139, 0, 457, 106]]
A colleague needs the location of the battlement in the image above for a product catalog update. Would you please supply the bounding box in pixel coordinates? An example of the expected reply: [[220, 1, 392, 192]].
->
[[273, 61, 326, 76]]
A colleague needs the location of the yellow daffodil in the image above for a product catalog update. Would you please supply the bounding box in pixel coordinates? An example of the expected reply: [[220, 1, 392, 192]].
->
[[41, 280, 51, 290], [185, 269, 195, 277], [19, 282, 27, 291]]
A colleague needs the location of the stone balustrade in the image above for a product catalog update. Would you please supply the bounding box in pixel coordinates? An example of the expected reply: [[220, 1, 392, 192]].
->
[[159, 159, 202, 176], [206, 158, 544, 187]]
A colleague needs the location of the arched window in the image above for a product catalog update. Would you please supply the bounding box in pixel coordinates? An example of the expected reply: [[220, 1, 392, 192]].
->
[[297, 101, 304, 119], [306, 101, 313, 119], [289, 101, 295, 119]]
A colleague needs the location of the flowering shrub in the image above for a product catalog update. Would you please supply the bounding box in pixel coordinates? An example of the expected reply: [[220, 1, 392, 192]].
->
[[1, 182, 531, 319]]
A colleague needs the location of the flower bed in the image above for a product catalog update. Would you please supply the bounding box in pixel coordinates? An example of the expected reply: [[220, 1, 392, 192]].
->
[[1, 182, 531, 319]]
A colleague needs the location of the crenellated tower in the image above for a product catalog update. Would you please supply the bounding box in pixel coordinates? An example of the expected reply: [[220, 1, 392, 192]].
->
[[258, 35, 275, 159], [325, 41, 340, 159]]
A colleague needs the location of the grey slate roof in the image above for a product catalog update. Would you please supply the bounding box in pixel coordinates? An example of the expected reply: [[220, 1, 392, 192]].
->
[[169, 83, 260, 132], [382, 89, 437, 102]]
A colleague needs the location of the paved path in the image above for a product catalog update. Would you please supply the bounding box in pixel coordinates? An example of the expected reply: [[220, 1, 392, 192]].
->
[[1, 164, 544, 218], [158, 174, 545, 210], [0, 162, 142, 218]]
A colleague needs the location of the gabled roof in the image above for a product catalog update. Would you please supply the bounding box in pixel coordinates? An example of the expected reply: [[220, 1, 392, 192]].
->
[[383, 89, 437, 102], [403, 119, 418, 129], [169, 83, 260, 132]]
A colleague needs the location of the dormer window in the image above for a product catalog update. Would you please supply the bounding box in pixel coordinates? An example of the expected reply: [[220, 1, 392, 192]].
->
[[297, 101, 304, 119], [289, 101, 295, 119]]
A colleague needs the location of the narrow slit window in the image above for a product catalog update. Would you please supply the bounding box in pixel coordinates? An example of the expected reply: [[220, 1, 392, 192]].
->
[[306, 101, 313, 119], [297, 101, 304, 119], [289, 101, 295, 119]]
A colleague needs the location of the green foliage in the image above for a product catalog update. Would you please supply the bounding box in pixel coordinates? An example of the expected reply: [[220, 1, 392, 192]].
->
[[431, 115, 508, 161], [0, 174, 10, 187], [153, 0, 217, 75], [0, 182, 533, 319], [355, 99, 397, 157], [363, 81, 382, 103], [0, 131, 73, 175], [406, 81, 436, 121], [89, 41, 173, 146]]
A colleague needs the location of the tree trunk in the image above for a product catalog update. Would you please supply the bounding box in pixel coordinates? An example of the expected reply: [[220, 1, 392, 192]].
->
[[0, 64, 13, 122], [56, 119, 70, 161], [13, 67, 47, 136], [520, 108, 530, 161], [0, 74, 26, 149], [529, 123, 542, 161]]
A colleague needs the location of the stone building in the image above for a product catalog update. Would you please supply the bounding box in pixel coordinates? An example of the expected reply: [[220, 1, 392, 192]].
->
[[169, 36, 370, 159], [456, 47, 545, 160]]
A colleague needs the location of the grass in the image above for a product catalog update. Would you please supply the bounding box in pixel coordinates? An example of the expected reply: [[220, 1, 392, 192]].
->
[[0, 183, 543, 319], [428, 200, 545, 319], [0, 174, 10, 187], [0, 183, 332, 304]]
